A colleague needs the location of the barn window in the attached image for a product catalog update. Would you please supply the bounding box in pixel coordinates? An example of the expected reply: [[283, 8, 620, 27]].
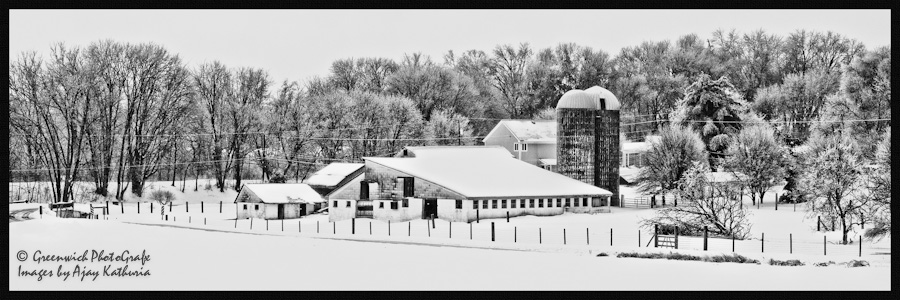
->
[[511, 199, 517, 209], [243, 204, 247, 210], [582, 198, 588, 207], [379, 202, 384, 208], [391, 201, 398, 209], [346, 201, 351, 207], [255, 204, 259, 210], [522, 143, 527, 151], [492, 200, 498, 209], [455, 200, 462, 209], [574, 199, 579, 207], [529, 199, 535, 208], [556, 199, 562, 207], [472, 200, 478, 209], [565, 199, 570, 207], [538, 199, 544, 208], [333, 201, 338, 207], [402, 198, 409, 208], [501, 200, 507, 209], [483, 200, 489, 209]]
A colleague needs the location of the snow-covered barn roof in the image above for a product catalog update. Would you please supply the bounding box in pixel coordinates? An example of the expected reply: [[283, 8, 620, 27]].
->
[[483, 120, 557, 144], [705, 172, 749, 183], [365, 146, 611, 199], [234, 183, 325, 204], [619, 167, 643, 184], [304, 163, 365, 187]]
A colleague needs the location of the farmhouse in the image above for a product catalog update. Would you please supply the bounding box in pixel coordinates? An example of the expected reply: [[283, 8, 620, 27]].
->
[[482, 120, 558, 171], [234, 184, 324, 220], [328, 146, 612, 223]]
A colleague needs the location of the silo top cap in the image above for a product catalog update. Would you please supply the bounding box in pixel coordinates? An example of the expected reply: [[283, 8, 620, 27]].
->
[[556, 86, 621, 110]]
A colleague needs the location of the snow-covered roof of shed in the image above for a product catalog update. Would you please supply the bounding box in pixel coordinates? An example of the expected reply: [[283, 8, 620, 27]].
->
[[705, 172, 748, 183], [304, 163, 365, 187], [539, 158, 557, 166], [235, 183, 325, 204], [365, 146, 611, 199], [622, 141, 652, 154]]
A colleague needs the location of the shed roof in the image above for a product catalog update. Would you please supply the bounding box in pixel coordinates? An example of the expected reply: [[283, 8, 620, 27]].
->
[[365, 146, 611, 199], [483, 119, 558, 144], [305, 163, 365, 187], [235, 183, 325, 204]]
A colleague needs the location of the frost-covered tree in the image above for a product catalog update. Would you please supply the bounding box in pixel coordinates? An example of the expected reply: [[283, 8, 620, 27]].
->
[[149, 190, 175, 215], [724, 125, 789, 205], [425, 109, 474, 146], [642, 162, 752, 239], [635, 125, 708, 195], [531, 107, 556, 120], [864, 130, 891, 240], [798, 132, 869, 244], [671, 74, 750, 168]]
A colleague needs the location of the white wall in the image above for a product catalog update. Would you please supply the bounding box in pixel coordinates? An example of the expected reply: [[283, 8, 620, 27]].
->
[[372, 198, 423, 222], [328, 199, 357, 222]]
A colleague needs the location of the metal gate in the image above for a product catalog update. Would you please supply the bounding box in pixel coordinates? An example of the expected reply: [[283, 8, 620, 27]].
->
[[620, 196, 652, 209]]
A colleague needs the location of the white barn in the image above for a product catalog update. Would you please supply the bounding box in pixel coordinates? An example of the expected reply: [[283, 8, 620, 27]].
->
[[234, 183, 324, 220]]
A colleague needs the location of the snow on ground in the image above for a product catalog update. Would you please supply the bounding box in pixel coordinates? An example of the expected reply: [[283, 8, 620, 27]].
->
[[9, 218, 890, 290]]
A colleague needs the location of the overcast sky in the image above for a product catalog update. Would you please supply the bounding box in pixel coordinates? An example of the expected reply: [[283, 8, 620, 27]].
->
[[9, 10, 891, 85]]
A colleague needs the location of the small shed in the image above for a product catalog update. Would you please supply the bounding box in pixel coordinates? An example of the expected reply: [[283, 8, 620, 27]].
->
[[234, 184, 324, 220]]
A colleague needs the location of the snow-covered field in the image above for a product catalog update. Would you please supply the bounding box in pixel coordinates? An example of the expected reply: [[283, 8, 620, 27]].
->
[[9, 181, 891, 290]]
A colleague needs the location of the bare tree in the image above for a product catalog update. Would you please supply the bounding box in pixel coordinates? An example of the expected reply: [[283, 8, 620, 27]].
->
[[194, 61, 234, 192]]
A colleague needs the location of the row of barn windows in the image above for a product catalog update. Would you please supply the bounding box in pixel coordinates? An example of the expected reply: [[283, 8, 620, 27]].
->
[[333, 199, 410, 209], [243, 204, 260, 210], [464, 198, 592, 210]]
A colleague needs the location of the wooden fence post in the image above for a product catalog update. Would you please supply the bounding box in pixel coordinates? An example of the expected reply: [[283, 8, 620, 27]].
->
[[266, 219, 268, 230], [352, 218, 356, 235], [476, 209, 480, 223], [789, 234, 793, 254], [859, 236, 862, 257], [469, 222, 472, 240], [654, 224, 659, 248], [427, 220, 431, 237], [186, 202, 189, 213], [121, 202, 124, 214], [703, 226, 708, 251], [732, 234, 735, 252], [638, 230, 640, 247], [169, 202, 172, 212], [388, 220, 390, 236], [491, 222, 495, 242], [369, 222, 372, 235], [317, 221, 320, 233], [539, 228, 542, 244], [514, 227, 517, 243], [775, 194, 778, 210], [299, 221, 302, 233], [409, 222, 412, 237], [151, 202, 154, 214], [282, 219, 284, 231], [610, 228, 614, 246], [250, 218, 253, 229], [587, 228, 590, 245], [220, 201, 223, 213], [506, 211, 509, 222], [449, 222, 452, 238], [761, 232, 765, 253], [138, 202, 141, 214], [205, 218, 207, 225], [817, 216, 821, 231], [201, 201, 204, 213], [563, 228, 566, 245], [234, 218, 237, 228], [823, 235, 826, 256], [674, 226, 678, 250]]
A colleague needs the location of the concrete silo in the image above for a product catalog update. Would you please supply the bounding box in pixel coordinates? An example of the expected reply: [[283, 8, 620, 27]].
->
[[556, 86, 621, 205]]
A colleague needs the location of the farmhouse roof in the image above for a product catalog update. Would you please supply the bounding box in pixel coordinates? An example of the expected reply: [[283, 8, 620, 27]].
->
[[483, 119, 557, 144], [365, 146, 611, 199]]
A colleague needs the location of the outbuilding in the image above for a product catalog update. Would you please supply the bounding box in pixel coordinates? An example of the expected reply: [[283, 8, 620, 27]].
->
[[234, 183, 324, 220]]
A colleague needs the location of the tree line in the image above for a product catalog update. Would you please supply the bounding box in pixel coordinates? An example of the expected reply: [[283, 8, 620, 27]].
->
[[8, 27, 890, 237]]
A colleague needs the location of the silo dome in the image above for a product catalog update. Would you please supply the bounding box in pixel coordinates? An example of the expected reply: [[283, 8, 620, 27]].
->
[[556, 89, 599, 109], [584, 86, 621, 110]]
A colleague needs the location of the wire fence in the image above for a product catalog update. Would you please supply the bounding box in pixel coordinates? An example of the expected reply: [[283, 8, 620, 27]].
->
[[62, 201, 887, 259]]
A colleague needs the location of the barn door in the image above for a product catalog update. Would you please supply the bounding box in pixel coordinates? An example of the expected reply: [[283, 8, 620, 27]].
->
[[423, 198, 437, 219]]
